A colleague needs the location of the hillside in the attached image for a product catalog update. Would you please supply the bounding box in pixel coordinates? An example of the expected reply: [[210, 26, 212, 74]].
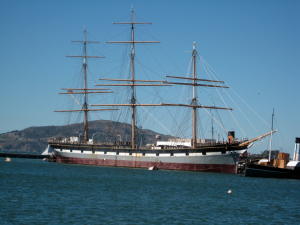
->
[[0, 120, 172, 153]]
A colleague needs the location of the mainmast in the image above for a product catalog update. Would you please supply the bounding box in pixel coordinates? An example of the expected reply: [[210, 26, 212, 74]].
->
[[130, 8, 136, 149], [83, 27, 88, 141], [105, 8, 160, 148]]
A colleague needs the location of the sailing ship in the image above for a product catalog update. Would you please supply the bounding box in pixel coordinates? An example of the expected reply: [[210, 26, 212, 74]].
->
[[49, 9, 275, 173]]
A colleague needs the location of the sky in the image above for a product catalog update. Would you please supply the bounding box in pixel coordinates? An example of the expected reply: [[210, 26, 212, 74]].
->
[[0, 0, 299, 155]]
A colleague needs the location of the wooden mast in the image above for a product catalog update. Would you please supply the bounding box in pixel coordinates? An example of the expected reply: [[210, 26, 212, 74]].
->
[[59, 27, 108, 142], [83, 27, 88, 141], [131, 8, 136, 148], [106, 7, 160, 148], [192, 42, 197, 148], [162, 43, 233, 147]]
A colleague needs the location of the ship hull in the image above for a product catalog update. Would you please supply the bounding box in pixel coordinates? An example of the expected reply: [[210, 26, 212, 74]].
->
[[245, 163, 300, 179], [245, 166, 290, 178], [56, 155, 238, 173], [50, 142, 246, 174]]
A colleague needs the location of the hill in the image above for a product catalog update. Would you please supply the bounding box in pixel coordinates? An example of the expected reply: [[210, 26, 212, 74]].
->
[[0, 120, 172, 153]]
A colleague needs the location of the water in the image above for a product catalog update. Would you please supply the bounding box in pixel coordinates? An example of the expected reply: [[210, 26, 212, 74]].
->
[[1, 159, 299, 224]]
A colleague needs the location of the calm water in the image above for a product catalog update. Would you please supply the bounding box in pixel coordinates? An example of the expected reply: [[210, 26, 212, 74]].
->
[[0, 158, 299, 224]]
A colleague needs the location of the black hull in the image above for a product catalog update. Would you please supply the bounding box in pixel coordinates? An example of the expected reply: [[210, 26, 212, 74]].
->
[[245, 163, 300, 179]]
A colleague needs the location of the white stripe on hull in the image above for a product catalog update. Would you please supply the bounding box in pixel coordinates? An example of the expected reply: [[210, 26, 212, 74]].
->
[[54, 149, 244, 166]]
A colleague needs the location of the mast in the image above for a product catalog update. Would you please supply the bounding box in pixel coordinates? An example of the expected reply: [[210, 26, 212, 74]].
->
[[130, 8, 136, 148], [57, 27, 113, 142], [106, 7, 160, 148], [268, 108, 274, 162], [83, 27, 88, 142], [163, 43, 232, 148], [192, 42, 197, 148]]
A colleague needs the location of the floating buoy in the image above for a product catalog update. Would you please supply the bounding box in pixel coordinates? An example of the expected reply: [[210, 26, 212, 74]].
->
[[228, 190, 232, 194], [43, 158, 47, 161], [5, 157, 11, 162], [148, 166, 158, 170]]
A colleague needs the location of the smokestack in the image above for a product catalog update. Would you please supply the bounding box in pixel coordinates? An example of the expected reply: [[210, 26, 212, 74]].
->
[[228, 131, 235, 144], [294, 137, 300, 161]]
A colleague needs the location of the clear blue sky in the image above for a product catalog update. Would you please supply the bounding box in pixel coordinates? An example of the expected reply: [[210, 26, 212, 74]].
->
[[0, 0, 299, 155]]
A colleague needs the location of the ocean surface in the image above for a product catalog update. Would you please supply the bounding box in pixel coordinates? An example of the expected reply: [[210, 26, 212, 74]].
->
[[1, 158, 299, 224]]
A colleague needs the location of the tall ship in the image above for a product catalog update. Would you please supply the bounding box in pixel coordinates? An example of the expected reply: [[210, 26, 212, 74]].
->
[[49, 9, 274, 173]]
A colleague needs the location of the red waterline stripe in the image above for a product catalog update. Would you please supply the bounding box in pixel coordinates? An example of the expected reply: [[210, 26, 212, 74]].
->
[[56, 156, 237, 174]]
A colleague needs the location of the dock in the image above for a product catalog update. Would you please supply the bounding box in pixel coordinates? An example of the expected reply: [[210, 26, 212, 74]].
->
[[0, 152, 49, 159]]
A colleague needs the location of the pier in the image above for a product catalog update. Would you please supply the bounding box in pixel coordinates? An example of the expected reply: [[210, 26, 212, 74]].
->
[[0, 152, 49, 159]]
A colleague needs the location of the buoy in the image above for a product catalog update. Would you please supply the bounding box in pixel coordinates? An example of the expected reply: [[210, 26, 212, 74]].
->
[[148, 166, 158, 170], [43, 158, 47, 161], [228, 190, 232, 194], [5, 157, 11, 162]]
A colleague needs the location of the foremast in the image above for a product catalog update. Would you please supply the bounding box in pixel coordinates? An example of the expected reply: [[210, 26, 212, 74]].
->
[[55, 27, 117, 142], [192, 43, 197, 148]]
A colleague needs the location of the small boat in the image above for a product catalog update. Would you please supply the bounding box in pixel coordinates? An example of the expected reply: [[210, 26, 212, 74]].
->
[[245, 110, 300, 179], [245, 155, 300, 179], [4, 157, 11, 162]]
